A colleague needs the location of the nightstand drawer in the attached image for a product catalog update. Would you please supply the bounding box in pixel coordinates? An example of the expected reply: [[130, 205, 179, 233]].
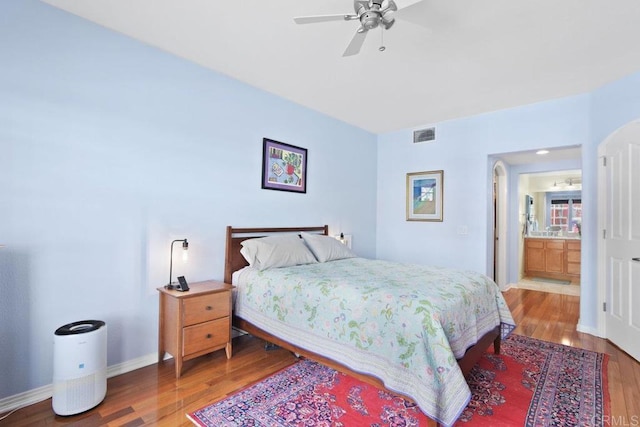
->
[[183, 291, 229, 326], [183, 317, 230, 356]]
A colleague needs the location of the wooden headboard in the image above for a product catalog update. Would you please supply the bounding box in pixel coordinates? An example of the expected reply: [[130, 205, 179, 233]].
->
[[224, 225, 329, 283]]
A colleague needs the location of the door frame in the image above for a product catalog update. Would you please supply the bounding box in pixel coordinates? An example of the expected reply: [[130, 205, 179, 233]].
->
[[493, 161, 508, 289]]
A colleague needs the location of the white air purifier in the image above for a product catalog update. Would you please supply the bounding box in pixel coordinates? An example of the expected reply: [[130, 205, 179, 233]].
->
[[52, 320, 107, 416]]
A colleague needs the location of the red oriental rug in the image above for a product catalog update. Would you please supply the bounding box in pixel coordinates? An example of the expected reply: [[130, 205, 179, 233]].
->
[[187, 334, 610, 427]]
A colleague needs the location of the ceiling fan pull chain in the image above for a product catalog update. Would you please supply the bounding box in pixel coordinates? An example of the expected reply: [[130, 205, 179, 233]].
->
[[379, 26, 386, 51]]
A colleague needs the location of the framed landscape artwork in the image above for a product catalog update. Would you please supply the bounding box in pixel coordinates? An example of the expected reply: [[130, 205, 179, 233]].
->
[[406, 170, 444, 221], [262, 138, 307, 193]]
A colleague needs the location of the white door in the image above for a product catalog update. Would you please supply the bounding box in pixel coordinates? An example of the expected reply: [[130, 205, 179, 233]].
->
[[604, 121, 640, 362]]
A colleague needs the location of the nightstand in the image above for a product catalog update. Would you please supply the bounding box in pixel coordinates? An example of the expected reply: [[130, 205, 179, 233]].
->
[[157, 280, 234, 378]]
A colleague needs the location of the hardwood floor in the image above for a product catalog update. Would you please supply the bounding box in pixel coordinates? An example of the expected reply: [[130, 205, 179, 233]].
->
[[503, 289, 640, 427], [2, 288, 639, 426]]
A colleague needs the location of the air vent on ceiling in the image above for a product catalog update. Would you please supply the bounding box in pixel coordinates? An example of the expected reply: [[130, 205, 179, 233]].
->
[[413, 127, 435, 143]]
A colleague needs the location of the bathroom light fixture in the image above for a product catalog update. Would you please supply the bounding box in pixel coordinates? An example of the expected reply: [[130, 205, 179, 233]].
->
[[168, 239, 188, 289], [536, 150, 549, 155]]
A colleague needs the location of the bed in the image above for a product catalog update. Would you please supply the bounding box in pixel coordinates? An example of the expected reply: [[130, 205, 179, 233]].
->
[[225, 225, 515, 427]]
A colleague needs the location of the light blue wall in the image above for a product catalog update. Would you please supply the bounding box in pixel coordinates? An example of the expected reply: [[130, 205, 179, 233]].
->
[[376, 95, 590, 271], [377, 72, 640, 337], [376, 94, 597, 331], [0, 1, 377, 399]]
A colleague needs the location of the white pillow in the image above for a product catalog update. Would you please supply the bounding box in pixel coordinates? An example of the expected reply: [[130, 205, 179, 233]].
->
[[240, 235, 317, 271], [300, 232, 356, 263]]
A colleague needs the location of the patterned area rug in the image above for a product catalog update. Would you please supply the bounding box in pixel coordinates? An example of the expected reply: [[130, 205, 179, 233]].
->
[[187, 334, 609, 427]]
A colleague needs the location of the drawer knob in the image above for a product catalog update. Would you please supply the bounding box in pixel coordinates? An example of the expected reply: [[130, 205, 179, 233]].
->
[[206, 306, 213, 310], [206, 334, 212, 339]]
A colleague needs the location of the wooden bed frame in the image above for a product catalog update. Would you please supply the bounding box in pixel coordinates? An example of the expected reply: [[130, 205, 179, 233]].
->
[[224, 225, 501, 426]]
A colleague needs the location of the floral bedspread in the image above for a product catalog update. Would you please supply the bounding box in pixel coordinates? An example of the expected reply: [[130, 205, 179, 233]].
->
[[233, 258, 515, 426]]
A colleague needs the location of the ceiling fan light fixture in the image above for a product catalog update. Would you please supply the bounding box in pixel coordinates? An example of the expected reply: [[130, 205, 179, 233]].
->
[[361, 11, 380, 29], [381, 12, 395, 29]]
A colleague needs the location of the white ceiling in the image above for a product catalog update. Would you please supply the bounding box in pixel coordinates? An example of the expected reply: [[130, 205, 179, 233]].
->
[[41, 0, 640, 134], [496, 145, 582, 165], [524, 169, 582, 193]]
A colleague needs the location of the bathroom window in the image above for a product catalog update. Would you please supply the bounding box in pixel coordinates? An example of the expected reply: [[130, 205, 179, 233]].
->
[[550, 201, 569, 228], [546, 191, 581, 233]]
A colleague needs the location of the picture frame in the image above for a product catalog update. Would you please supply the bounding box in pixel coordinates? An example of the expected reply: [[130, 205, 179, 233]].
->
[[262, 138, 307, 193], [406, 170, 444, 221]]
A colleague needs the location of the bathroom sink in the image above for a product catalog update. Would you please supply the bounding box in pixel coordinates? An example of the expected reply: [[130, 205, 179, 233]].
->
[[527, 231, 580, 239]]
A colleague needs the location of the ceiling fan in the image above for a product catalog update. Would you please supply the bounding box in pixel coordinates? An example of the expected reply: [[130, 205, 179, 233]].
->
[[293, 0, 423, 57]]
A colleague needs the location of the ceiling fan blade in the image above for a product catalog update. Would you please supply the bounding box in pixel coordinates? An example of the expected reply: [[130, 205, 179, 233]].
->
[[354, 0, 370, 14], [393, 0, 425, 10], [294, 14, 354, 24], [343, 27, 368, 57], [381, 0, 398, 13]]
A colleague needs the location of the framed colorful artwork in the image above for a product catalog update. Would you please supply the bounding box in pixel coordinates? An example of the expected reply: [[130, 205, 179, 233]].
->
[[406, 170, 444, 221], [262, 138, 307, 193]]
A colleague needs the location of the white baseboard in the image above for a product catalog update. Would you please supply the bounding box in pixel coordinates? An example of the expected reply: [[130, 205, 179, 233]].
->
[[501, 282, 516, 292], [577, 321, 604, 338], [0, 383, 53, 416], [106, 352, 159, 378], [0, 352, 159, 414]]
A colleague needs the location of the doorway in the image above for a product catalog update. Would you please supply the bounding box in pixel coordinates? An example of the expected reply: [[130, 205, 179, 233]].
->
[[490, 145, 582, 296], [516, 170, 582, 296]]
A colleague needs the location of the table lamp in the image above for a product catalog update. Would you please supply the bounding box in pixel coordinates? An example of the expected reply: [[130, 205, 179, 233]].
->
[[167, 239, 188, 290]]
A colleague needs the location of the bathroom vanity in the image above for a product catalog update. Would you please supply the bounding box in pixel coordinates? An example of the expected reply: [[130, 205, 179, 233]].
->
[[524, 236, 581, 282]]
